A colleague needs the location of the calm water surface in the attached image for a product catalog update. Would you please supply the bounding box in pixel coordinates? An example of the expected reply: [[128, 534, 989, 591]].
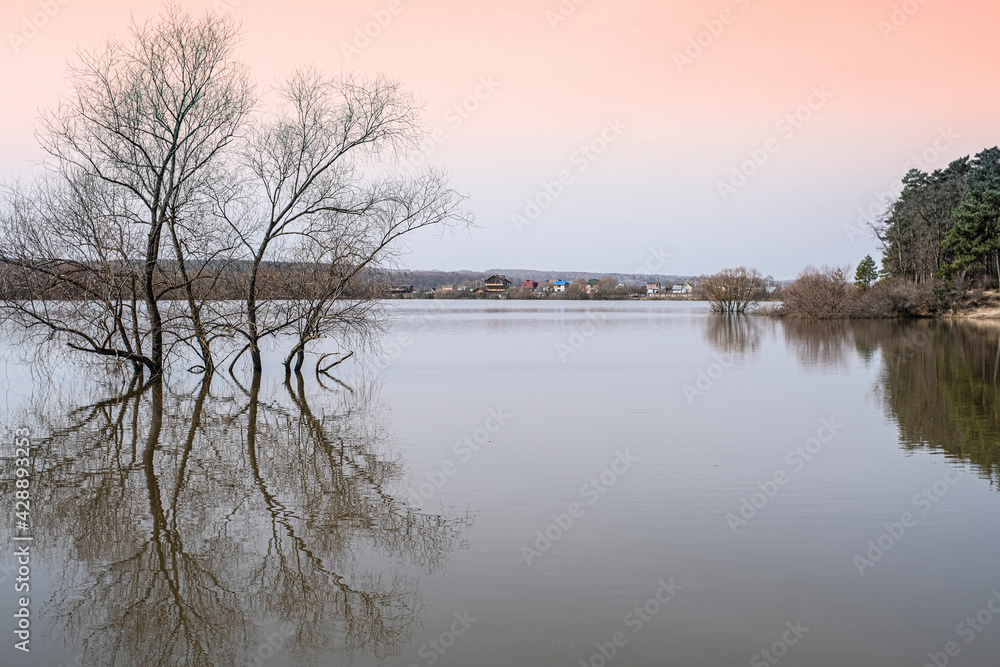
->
[[1, 301, 999, 667]]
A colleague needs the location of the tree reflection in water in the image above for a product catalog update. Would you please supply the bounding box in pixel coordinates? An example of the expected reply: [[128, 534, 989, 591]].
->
[[703, 313, 764, 357], [2, 370, 472, 666], [863, 320, 1000, 486], [779, 318, 856, 371], [777, 319, 1000, 486]]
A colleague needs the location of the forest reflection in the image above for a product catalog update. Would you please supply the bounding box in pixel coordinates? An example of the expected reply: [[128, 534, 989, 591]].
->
[[782, 319, 999, 485], [4, 370, 472, 667]]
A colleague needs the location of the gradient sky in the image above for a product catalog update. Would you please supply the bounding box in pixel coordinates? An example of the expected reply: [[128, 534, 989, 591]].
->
[[3, 0, 999, 278]]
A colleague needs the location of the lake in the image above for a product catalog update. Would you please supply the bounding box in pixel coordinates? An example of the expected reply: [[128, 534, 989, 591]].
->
[[1, 301, 999, 667]]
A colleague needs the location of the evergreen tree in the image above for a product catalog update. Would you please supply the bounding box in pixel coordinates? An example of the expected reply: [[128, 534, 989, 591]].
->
[[941, 147, 1000, 284], [876, 158, 969, 282], [855, 255, 878, 290]]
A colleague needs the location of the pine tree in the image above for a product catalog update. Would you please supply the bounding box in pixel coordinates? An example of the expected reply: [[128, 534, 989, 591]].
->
[[941, 147, 1000, 284], [855, 255, 878, 290]]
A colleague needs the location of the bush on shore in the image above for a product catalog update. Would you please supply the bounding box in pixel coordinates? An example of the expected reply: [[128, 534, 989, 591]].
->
[[775, 266, 949, 318]]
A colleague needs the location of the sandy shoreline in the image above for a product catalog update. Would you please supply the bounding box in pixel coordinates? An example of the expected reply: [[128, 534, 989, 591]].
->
[[951, 290, 1000, 319]]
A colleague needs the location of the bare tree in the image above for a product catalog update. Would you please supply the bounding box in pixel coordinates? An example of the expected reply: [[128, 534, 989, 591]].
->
[[779, 266, 854, 318], [220, 69, 471, 374], [703, 267, 773, 314], [0, 174, 154, 373], [159, 188, 241, 373], [0, 6, 255, 375], [2, 7, 470, 378]]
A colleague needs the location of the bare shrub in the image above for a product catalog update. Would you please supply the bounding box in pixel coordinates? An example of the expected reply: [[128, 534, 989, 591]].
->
[[703, 267, 773, 314], [779, 266, 855, 318], [779, 267, 939, 318], [861, 278, 937, 317]]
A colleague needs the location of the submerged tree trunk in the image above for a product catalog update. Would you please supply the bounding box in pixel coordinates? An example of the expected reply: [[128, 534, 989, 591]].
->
[[143, 223, 165, 376], [247, 256, 264, 374], [166, 216, 214, 373]]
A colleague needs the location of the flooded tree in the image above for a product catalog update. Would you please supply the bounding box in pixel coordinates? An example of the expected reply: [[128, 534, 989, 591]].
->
[[702, 266, 773, 314], [0, 7, 252, 375], [0, 5, 470, 378]]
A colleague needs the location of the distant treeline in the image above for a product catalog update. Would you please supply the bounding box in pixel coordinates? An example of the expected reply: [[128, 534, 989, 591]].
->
[[385, 269, 690, 291], [0, 260, 377, 301], [0, 263, 693, 300]]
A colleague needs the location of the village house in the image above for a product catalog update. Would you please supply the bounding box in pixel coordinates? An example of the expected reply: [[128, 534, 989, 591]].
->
[[521, 280, 539, 290], [671, 283, 693, 295], [585, 279, 600, 295], [484, 275, 512, 293], [439, 284, 456, 293], [553, 280, 569, 293], [646, 282, 661, 296]]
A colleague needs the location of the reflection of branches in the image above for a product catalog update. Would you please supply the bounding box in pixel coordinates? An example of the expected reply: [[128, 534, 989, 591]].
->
[[780, 319, 854, 371], [703, 314, 762, 357], [0, 370, 471, 666]]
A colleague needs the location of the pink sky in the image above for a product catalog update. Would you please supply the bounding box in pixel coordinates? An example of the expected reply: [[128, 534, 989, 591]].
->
[[3, 0, 999, 277]]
